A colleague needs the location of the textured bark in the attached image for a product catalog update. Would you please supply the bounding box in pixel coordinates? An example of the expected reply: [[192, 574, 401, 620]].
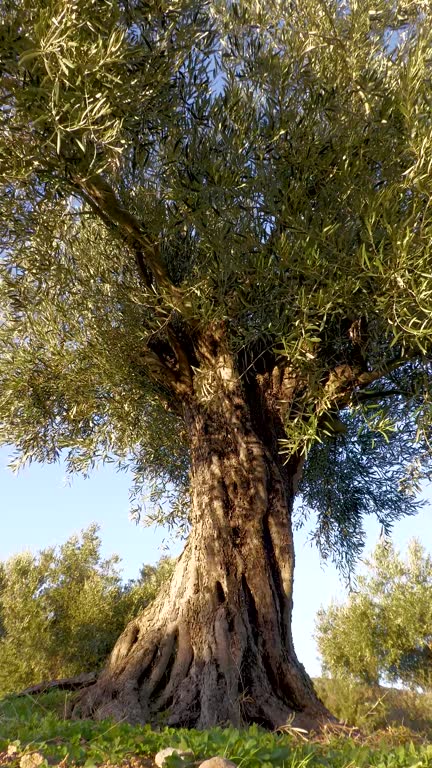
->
[[73, 340, 332, 731]]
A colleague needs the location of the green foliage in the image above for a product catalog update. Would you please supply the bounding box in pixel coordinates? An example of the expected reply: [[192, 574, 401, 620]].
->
[[0, 525, 175, 696], [126, 554, 177, 617], [298, 397, 431, 573], [2, 690, 432, 767], [316, 539, 432, 688], [137, 556, 177, 596], [0, 524, 125, 694], [2, 0, 432, 567]]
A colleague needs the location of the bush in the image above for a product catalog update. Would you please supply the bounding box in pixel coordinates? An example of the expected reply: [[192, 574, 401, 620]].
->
[[0, 524, 175, 696]]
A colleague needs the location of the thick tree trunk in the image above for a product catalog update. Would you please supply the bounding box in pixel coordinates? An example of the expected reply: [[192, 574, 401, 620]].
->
[[73, 346, 332, 731]]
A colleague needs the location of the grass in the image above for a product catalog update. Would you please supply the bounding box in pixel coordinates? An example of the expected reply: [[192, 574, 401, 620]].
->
[[1, 688, 432, 768]]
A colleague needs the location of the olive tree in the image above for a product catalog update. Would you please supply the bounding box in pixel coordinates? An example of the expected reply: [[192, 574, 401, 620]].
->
[[0, 525, 131, 694], [1, 0, 432, 730], [316, 539, 432, 690], [0, 525, 175, 696]]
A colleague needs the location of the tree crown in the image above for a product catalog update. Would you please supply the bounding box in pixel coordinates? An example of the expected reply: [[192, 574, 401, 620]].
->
[[1, 0, 432, 569]]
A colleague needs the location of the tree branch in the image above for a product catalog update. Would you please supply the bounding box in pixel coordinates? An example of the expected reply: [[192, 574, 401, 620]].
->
[[354, 358, 408, 388], [72, 174, 197, 395], [167, 326, 193, 393], [72, 172, 180, 300], [326, 356, 413, 410], [354, 388, 409, 403]]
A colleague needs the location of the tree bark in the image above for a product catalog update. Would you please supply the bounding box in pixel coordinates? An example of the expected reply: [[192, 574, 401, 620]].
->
[[73, 341, 332, 731]]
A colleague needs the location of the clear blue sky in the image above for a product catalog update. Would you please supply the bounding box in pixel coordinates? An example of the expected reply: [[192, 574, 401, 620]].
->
[[1, 444, 432, 677]]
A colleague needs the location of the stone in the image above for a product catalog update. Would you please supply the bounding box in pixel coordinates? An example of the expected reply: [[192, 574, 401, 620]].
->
[[198, 760, 237, 768], [154, 748, 194, 767], [19, 753, 45, 768]]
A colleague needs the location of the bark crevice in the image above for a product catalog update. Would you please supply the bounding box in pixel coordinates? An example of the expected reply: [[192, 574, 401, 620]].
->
[[262, 511, 288, 647]]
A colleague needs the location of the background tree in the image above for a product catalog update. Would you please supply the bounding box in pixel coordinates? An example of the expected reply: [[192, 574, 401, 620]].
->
[[1, 0, 432, 730], [316, 539, 432, 690], [0, 525, 174, 696]]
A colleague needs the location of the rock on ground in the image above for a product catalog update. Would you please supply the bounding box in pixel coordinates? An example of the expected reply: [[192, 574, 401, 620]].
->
[[154, 749, 237, 768], [154, 748, 194, 767]]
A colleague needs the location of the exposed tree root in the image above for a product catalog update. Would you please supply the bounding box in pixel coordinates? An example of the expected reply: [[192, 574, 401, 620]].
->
[[13, 672, 97, 697], [72, 540, 333, 731]]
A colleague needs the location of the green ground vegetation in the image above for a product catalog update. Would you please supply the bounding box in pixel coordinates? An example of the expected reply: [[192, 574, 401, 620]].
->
[[1, 687, 432, 768], [315, 677, 432, 736]]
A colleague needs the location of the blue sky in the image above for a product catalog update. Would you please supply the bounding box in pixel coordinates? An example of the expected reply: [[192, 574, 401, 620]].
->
[[1, 444, 432, 678]]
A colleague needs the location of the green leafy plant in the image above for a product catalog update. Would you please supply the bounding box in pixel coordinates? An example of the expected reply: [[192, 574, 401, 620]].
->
[[2, 692, 432, 768]]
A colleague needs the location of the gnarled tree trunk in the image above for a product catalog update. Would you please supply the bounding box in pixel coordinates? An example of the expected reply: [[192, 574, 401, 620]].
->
[[73, 341, 332, 731]]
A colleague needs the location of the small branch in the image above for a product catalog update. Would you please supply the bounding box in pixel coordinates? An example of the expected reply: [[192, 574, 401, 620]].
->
[[167, 326, 193, 392], [325, 356, 408, 409], [139, 348, 180, 389], [354, 388, 409, 403], [138, 342, 193, 399], [354, 357, 406, 388], [73, 186, 119, 235], [71, 181, 154, 288]]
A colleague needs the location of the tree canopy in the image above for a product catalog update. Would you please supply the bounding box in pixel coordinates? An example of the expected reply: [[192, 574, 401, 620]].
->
[[316, 538, 432, 690], [1, 0, 432, 572]]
